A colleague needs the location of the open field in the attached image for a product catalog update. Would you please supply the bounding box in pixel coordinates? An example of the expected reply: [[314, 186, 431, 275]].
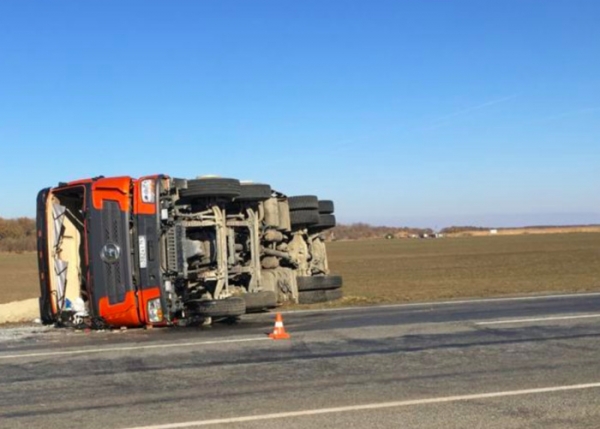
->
[[327, 232, 600, 305], [0, 232, 599, 307], [0, 252, 38, 304]]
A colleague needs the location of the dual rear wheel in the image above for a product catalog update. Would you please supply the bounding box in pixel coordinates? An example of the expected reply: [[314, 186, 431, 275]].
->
[[296, 275, 343, 304], [288, 195, 337, 231]]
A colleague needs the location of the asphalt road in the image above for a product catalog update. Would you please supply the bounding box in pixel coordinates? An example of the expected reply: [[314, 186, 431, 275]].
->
[[2, 293, 600, 429]]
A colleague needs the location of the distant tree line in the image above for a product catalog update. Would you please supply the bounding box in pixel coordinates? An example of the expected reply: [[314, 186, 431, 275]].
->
[[439, 226, 490, 234], [0, 217, 36, 253], [330, 223, 433, 241]]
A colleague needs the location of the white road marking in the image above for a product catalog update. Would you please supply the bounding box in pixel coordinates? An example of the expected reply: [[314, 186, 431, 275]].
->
[[120, 382, 600, 429], [0, 337, 270, 361], [282, 292, 600, 315], [476, 313, 600, 326]]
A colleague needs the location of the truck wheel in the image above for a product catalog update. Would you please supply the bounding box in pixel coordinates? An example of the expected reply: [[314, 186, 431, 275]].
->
[[298, 289, 343, 304], [288, 195, 319, 211], [186, 297, 246, 318], [238, 183, 272, 201], [309, 214, 336, 233], [290, 209, 320, 227], [297, 275, 343, 291], [243, 291, 278, 312], [179, 178, 242, 200], [318, 200, 335, 214]]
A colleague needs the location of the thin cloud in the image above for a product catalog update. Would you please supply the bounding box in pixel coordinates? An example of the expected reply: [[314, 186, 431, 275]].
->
[[330, 94, 519, 150], [536, 107, 600, 123], [424, 94, 519, 131]]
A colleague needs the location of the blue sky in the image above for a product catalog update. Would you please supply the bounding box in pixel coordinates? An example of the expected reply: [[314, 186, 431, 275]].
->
[[0, 0, 598, 227]]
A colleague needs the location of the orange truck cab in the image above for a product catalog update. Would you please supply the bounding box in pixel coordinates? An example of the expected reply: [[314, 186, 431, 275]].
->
[[37, 175, 168, 328]]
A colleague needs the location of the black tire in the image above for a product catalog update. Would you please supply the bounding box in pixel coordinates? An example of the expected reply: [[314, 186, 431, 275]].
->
[[186, 297, 246, 318], [318, 200, 335, 214], [243, 291, 278, 312], [309, 214, 336, 233], [179, 178, 242, 200], [290, 209, 320, 227], [238, 183, 272, 201], [297, 275, 343, 292], [288, 195, 319, 211], [298, 289, 343, 304]]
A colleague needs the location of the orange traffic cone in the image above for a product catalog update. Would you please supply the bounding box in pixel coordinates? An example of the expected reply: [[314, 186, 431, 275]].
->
[[269, 313, 290, 340]]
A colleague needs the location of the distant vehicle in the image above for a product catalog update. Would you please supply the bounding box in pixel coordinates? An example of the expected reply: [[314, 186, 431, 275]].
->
[[36, 175, 341, 328]]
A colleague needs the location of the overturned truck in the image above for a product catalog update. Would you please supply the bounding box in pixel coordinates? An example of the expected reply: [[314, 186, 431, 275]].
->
[[36, 175, 341, 328]]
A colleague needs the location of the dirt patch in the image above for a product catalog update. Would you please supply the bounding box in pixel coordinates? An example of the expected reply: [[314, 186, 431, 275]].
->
[[0, 298, 39, 324]]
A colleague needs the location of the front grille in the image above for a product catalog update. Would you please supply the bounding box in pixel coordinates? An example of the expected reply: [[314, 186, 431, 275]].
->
[[102, 201, 126, 304]]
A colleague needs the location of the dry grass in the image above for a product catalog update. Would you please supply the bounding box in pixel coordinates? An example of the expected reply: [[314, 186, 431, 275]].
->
[[0, 252, 38, 304], [327, 232, 600, 305], [1, 233, 599, 307]]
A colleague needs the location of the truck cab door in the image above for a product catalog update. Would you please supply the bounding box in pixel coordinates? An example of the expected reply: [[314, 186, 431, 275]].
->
[[133, 175, 167, 325], [36, 188, 55, 324]]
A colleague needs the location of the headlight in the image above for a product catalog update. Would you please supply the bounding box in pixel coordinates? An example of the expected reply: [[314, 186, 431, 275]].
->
[[147, 298, 163, 323], [141, 179, 156, 203]]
